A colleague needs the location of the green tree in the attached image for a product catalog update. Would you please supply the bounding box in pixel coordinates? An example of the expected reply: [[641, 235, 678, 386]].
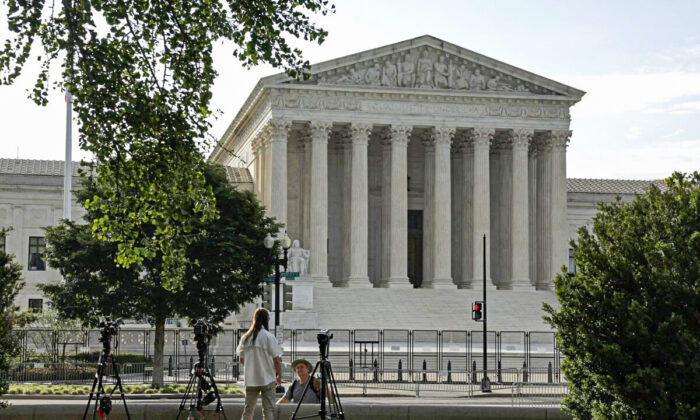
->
[[0, 228, 24, 407], [544, 172, 700, 419], [1, 0, 333, 289], [41, 165, 279, 387]]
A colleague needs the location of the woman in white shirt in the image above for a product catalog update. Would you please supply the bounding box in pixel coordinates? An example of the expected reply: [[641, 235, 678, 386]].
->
[[236, 308, 282, 420]]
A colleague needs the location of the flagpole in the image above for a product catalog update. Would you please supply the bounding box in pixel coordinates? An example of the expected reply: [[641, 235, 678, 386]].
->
[[63, 91, 73, 221]]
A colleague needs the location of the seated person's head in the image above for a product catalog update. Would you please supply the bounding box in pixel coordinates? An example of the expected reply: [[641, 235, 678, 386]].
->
[[293, 359, 312, 380]]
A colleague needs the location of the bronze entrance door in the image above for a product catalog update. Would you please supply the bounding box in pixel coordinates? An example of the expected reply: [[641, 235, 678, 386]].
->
[[407, 210, 423, 288]]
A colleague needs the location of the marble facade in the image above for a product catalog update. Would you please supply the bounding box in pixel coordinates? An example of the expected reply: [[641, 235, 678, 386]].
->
[[211, 35, 585, 294]]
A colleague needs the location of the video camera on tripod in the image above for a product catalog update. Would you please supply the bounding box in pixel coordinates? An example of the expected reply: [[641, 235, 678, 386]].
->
[[175, 318, 227, 419], [98, 318, 123, 346]]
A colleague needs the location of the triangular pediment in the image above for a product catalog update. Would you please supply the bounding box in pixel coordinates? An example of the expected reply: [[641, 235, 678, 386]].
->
[[264, 35, 584, 99]]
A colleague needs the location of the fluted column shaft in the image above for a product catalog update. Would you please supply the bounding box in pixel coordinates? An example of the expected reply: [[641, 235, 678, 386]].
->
[[473, 128, 494, 283], [302, 137, 312, 249], [422, 136, 435, 287], [341, 135, 352, 284], [550, 130, 571, 283], [536, 135, 552, 290], [511, 128, 533, 289], [348, 123, 372, 287], [528, 146, 538, 286], [269, 119, 291, 228], [310, 121, 332, 283], [388, 125, 412, 288], [460, 140, 474, 289], [431, 126, 455, 288]]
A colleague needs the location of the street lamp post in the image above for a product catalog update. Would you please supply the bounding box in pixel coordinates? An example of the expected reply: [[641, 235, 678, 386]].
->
[[264, 231, 292, 327]]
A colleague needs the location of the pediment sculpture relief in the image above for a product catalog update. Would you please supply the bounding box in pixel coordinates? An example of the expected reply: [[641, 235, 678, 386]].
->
[[298, 47, 558, 95]]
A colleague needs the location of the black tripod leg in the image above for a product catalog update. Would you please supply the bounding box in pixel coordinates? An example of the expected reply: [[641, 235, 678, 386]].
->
[[83, 362, 102, 420], [206, 370, 228, 420], [112, 360, 132, 420], [176, 374, 197, 420], [326, 363, 344, 419], [292, 361, 321, 420], [92, 367, 104, 420]]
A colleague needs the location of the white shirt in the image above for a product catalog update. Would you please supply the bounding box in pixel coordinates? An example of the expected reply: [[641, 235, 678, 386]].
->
[[236, 328, 283, 387]]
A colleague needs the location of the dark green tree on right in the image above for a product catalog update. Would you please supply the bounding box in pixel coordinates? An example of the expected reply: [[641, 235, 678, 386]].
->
[[544, 172, 699, 419]]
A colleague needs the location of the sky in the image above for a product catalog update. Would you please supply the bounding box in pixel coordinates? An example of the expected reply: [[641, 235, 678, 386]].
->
[[1, 0, 699, 180]]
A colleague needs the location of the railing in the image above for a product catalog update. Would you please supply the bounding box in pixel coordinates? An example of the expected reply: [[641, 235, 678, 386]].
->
[[511, 382, 569, 407], [11, 328, 562, 386]]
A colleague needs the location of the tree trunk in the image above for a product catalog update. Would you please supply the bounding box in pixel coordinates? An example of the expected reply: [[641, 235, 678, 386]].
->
[[152, 316, 165, 388]]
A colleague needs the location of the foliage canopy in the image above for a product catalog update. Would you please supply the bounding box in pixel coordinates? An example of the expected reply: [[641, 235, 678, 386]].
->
[[41, 165, 279, 386], [0, 228, 24, 407], [1, 0, 333, 289], [544, 172, 700, 419]]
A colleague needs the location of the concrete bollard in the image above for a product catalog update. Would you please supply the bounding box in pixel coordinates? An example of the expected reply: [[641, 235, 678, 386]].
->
[[373, 359, 379, 382], [398, 359, 403, 382], [349, 359, 354, 381], [471, 360, 477, 383], [447, 360, 452, 383], [522, 361, 528, 383], [167, 355, 172, 377], [548, 361, 553, 383], [422, 359, 427, 383]]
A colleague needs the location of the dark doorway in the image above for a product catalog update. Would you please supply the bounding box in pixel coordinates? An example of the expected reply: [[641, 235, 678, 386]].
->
[[408, 210, 423, 288]]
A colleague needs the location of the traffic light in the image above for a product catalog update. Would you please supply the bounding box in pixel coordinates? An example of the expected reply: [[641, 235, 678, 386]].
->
[[283, 283, 294, 311], [472, 301, 484, 322], [262, 284, 273, 310]]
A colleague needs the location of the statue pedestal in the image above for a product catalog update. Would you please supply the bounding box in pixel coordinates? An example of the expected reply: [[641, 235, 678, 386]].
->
[[290, 276, 315, 310]]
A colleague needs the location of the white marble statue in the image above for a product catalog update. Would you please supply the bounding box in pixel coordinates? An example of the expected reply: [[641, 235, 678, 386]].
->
[[288, 240, 310, 275], [398, 54, 415, 87], [433, 55, 450, 89], [381, 60, 398, 87], [455, 65, 470, 89], [469, 68, 486, 90], [365, 63, 381, 86], [416, 50, 433, 88]]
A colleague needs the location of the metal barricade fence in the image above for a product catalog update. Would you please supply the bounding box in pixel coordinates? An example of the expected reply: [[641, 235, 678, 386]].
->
[[11, 328, 562, 386]]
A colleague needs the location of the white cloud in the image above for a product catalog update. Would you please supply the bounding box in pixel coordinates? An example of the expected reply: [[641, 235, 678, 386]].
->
[[625, 126, 643, 140], [661, 129, 684, 139], [669, 101, 700, 115], [566, 72, 700, 117]]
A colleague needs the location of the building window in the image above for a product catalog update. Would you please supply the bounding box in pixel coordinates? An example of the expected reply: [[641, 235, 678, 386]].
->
[[28, 237, 46, 271], [568, 248, 577, 274], [28, 298, 43, 313]]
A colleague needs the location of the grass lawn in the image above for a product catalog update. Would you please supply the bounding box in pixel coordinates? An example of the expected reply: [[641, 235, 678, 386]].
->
[[6, 383, 242, 395]]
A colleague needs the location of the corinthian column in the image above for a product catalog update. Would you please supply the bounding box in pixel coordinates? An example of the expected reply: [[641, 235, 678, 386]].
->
[[269, 118, 291, 228], [347, 123, 372, 288], [550, 130, 571, 284], [536, 133, 552, 290], [309, 121, 332, 284], [422, 133, 435, 287], [387, 125, 412, 288], [511, 128, 533, 290], [431, 126, 456, 289], [473, 127, 494, 283]]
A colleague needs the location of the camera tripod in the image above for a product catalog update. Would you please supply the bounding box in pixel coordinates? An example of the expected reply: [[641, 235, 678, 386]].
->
[[83, 323, 131, 420], [176, 340, 227, 419], [292, 333, 344, 420]]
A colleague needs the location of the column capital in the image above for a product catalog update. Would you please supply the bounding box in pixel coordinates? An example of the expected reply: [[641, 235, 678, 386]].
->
[[533, 131, 553, 152], [511, 128, 534, 150], [551, 130, 572, 150], [268, 118, 292, 140], [310, 121, 333, 143], [350, 122, 372, 146], [433, 126, 456, 147], [473, 127, 495, 147], [390, 125, 412, 146]]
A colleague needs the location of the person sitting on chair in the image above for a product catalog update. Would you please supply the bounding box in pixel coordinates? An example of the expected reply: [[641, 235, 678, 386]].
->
[[276, 359, 320, 404]]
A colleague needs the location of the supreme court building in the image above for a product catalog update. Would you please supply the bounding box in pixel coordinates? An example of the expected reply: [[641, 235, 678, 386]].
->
[[206, 35, 599, 330]]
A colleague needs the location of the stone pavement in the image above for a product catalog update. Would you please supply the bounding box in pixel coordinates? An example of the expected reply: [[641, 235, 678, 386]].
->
[[3, 394, 569, 419]]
